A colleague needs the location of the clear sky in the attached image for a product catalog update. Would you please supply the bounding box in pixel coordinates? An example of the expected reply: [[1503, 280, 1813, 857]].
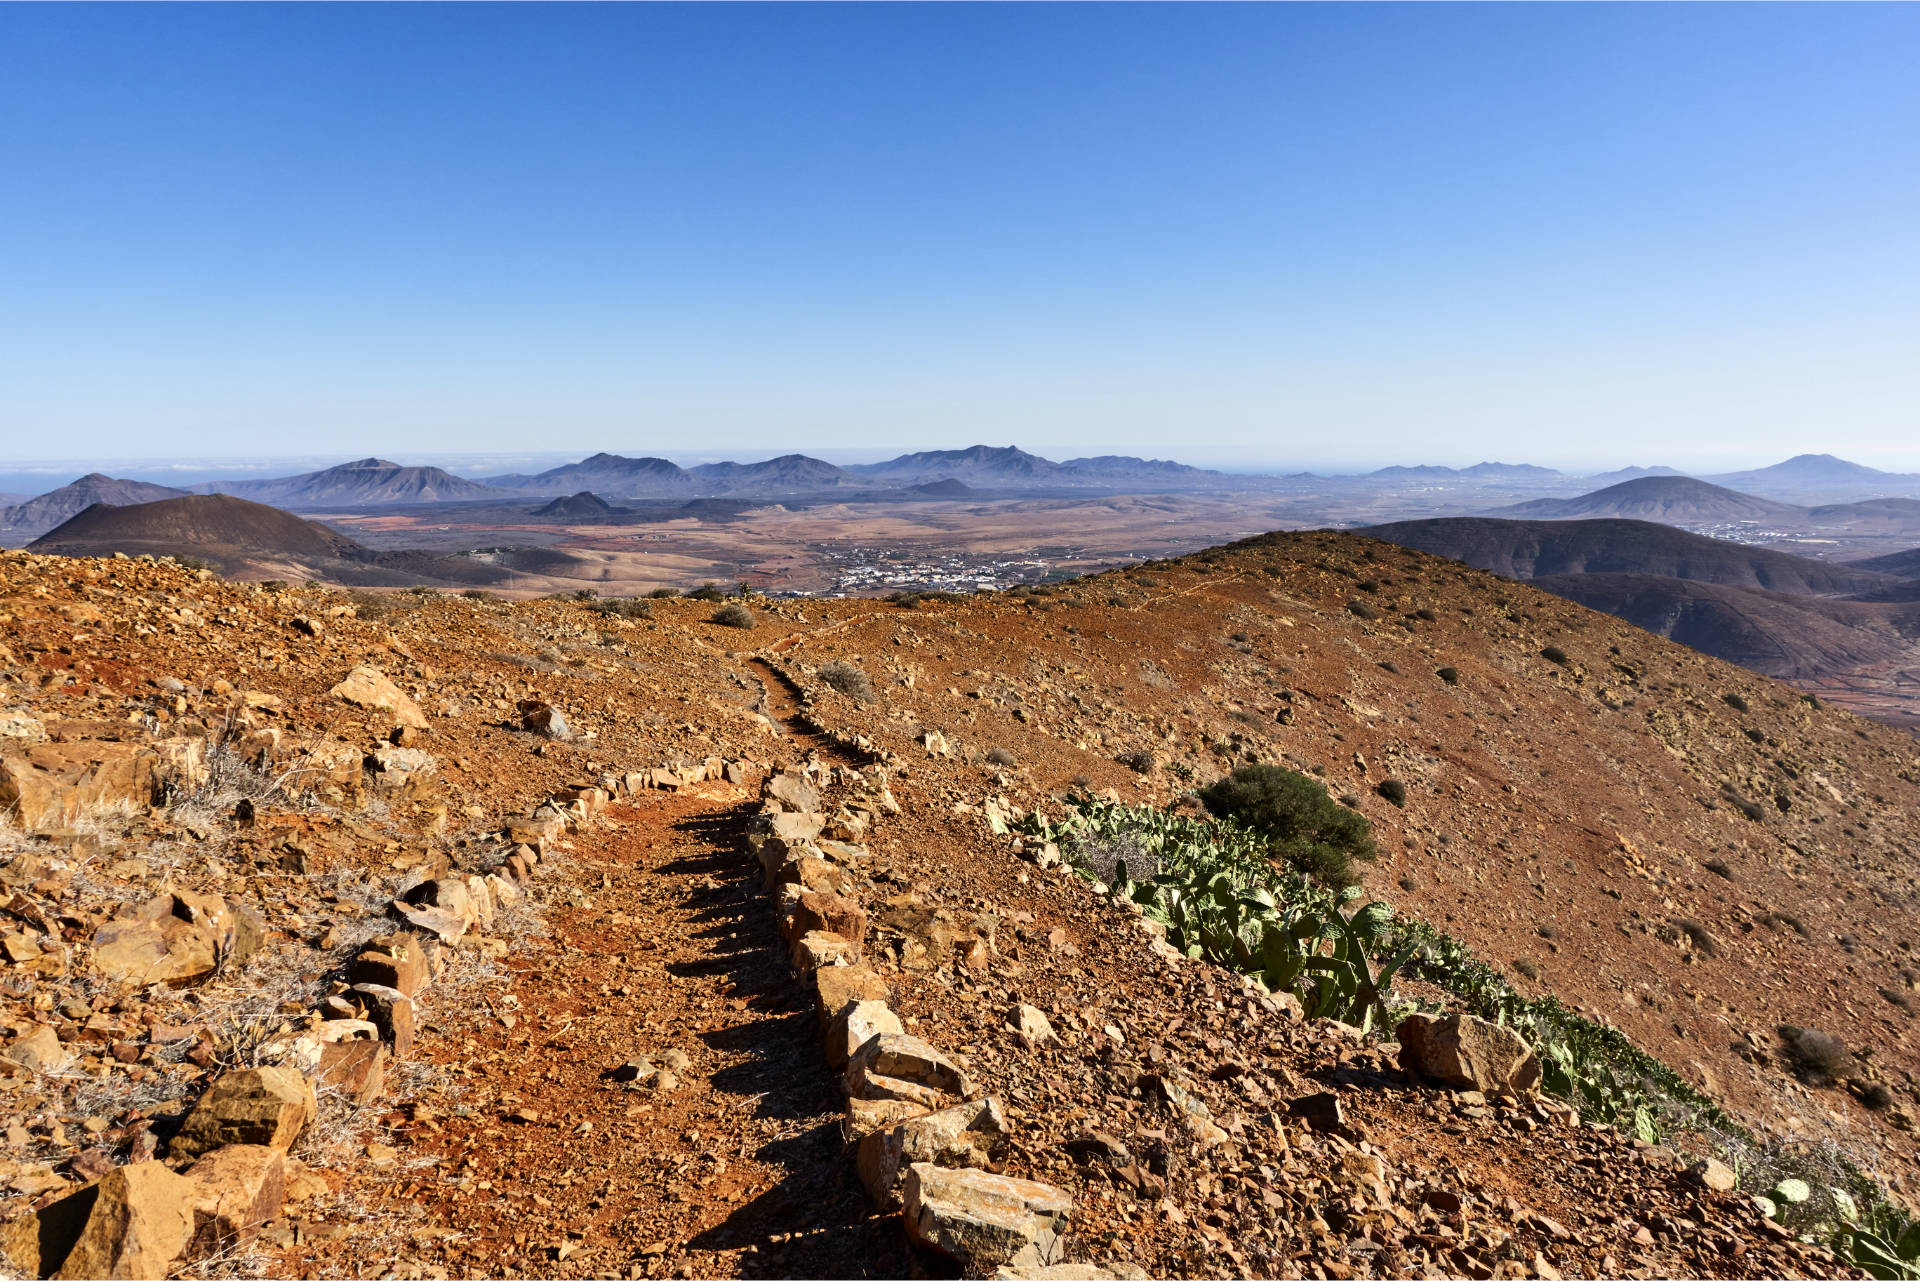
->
[[2, 3, 1916, 473]]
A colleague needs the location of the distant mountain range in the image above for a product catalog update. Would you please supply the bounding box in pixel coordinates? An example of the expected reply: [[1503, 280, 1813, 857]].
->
[[1366, 462, 1561, 481], [0, 474, 193, 543], [195, 458, 516, 507]]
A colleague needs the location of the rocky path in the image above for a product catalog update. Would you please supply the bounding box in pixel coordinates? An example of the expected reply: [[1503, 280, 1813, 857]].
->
[[275, 780, 907, 1280]]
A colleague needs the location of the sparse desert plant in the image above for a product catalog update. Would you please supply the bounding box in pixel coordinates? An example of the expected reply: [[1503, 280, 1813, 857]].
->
[[818, 660, 875, 701], [1347, 600, 1379, 620], [591, 596, 652, 619], [1376, 779, 1408, 808], [647, 587, 681, 598], [984, 747, 1018, 768], [1542, 645, 1570, 666], [1116, 749, 1156, 774], [688, 583, 728, 601], [1783, 1027, 1852, 1083], [1704, 857, 1735, 880], [1436, 666, 1460, 685], [1415, 607, 1438, 622], [711, 602, 755, 629], [460, 589, 497, 602], [1724, 692, 1751, 714], [1674, 918, 1720, 957], [1514, 957, 1542, 980]]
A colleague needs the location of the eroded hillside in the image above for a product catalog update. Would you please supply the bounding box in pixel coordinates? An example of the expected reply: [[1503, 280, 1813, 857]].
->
[[1, 533, 1915, 1279]]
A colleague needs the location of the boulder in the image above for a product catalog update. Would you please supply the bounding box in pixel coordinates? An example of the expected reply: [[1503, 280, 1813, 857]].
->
[[792, 930, 857, 972], [349, 983, 416, 1058], [846, 1033, 971, 1110], [814, 964, 890, 1027], [4, 1023, 69, 1074], [326, 666, 428, 730], [765, 773, 820, 812], [52, 1162, 195, 1280], [903, 1163, 1072, 1272], [367, 745, 437, 791], [0, 1177, 96, 1278], [182, 1144, 286, 1256], [91, 892, 257, 987], [171, 1067, 317, 1159], [348, 934, 429, 997], [1689, 1158, 1738, 1192], [779, 891, 867, 959], [1396, 1012, 1541, 1094], [828, 1000, 904, 1069], [516, 701, 571, 741], [315, 1039, 388, 1105], [0, 742, 159, 833], [858, 1098, 1007, 1208], [765, 811, 826, 843], [1008, 1004, 1054, 1047]]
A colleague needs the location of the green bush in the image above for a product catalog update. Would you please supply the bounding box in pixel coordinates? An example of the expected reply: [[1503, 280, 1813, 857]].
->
[[711, 602, 756, 629], [1376, 779, 1408, 808], [1198, 763, 1377, 889], [1724, 692, 1751, 714], [1347, 600, 1379, 620], [1542, 645, 1570, 666], [647, 587, 681, 599], [688, 583, 728, 601], [1436, 666, 1460, 685]]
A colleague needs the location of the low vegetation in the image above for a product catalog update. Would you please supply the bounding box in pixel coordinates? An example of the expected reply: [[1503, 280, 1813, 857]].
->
[[1197, 763, 1376, 889], [817, 660, 875, 701], [1015, 792, 1918, 1275]]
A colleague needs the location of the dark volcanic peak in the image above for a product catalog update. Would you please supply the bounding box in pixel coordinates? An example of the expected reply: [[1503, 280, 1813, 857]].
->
[[686, 454, 857, 493], [31, 494, 370, 563], [488, 453, 695, 497], [1364, 517, 1896, 597], [198, 458, 510, 507], [907, 478, 980, 498], [26, 494, 511, 588], [1490, 476, 1802, 524], [1058, 455, 1223, 485], [0, 474, 192, 542], [532, 491, 620, 519]]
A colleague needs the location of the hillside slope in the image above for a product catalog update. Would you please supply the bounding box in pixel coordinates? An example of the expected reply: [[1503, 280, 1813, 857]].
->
[[1366, 516, 1895, 596], [4, 535, 1917, 1277]]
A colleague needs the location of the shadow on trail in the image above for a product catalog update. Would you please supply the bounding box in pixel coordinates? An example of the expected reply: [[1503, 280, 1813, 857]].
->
[[659, 803, 914, 1278]]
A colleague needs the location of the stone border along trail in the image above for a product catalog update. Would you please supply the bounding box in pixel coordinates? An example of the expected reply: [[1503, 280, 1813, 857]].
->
[[271, 771, 913, 1280]]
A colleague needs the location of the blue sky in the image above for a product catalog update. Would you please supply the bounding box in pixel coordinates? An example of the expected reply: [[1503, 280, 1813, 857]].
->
[[2, 3, 1916, 472]]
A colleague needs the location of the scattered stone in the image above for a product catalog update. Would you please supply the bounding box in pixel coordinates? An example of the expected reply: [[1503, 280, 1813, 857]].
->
[[847, 1033, 972, 1111], [1288, 1091, 1345, 1132], [517, 701, 571, 740], [858, 1097, 1007, 1208], [171, 1067, 317, 1159], [182, 1144, 286, 1256], [814, 963, 891, 1026], [828, 999, 906, 1069], [326, 666, 428, 730], [1008, 1003, 1055, 1047], [50, 1161, 195, 1280], [3, 1023, 69, 1074], [1396, 1012, 1542, 1094], [1689, 1157, 1738, 1192], [903, 1162, 1072, 1272]]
